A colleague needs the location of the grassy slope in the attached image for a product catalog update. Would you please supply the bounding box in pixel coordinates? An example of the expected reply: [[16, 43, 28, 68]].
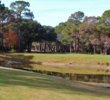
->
[[0, 67, 110, 100]]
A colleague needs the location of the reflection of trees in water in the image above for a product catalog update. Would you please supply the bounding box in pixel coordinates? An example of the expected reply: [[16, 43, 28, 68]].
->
[[0, 54, 34, 69]]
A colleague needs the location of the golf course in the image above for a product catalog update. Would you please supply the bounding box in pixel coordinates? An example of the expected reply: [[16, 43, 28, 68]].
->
[[0, 53, 110, 100], [1, 0, 110, 100]]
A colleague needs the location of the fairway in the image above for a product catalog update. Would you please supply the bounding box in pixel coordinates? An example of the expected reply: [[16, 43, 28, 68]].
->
[[5, 53, 110, 64], [0, 67, 110, 100], [1, 53, 110, 74]]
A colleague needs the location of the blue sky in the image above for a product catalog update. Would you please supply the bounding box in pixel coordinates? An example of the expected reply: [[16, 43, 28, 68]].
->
[[2, 0, 110, 27]]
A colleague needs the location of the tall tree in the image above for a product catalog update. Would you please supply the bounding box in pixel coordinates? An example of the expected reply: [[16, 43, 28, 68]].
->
[[69, 11, 85, 26], [4, 30, 18, 49], [62, 24, 78, 53], [10, 1, 34, 52], [42, 26, 57, 52], [55, 22, 66, 34], [79, 16, 99, 53], [20, 19, 41, 52], [101, 10, 110, 25], [0, 1, 5, 49]]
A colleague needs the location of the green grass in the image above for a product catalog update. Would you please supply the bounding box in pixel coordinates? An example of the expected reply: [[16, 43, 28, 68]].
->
[[5, 53, 110, 64], [0, 67, 110, 100], [1, 53, 110, 74]]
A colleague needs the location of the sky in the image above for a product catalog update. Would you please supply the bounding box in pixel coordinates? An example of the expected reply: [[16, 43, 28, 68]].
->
[[2, 0, 110, 27]]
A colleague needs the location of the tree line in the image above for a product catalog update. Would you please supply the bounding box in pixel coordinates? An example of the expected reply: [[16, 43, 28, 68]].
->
[[0, 0, 110, 54]]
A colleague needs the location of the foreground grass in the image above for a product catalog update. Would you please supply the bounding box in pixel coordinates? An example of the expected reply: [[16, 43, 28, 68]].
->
[[0, 67, 110, 100]]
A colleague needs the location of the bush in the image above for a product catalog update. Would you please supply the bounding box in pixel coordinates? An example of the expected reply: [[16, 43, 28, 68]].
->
[[9, 49, 17, 53]]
